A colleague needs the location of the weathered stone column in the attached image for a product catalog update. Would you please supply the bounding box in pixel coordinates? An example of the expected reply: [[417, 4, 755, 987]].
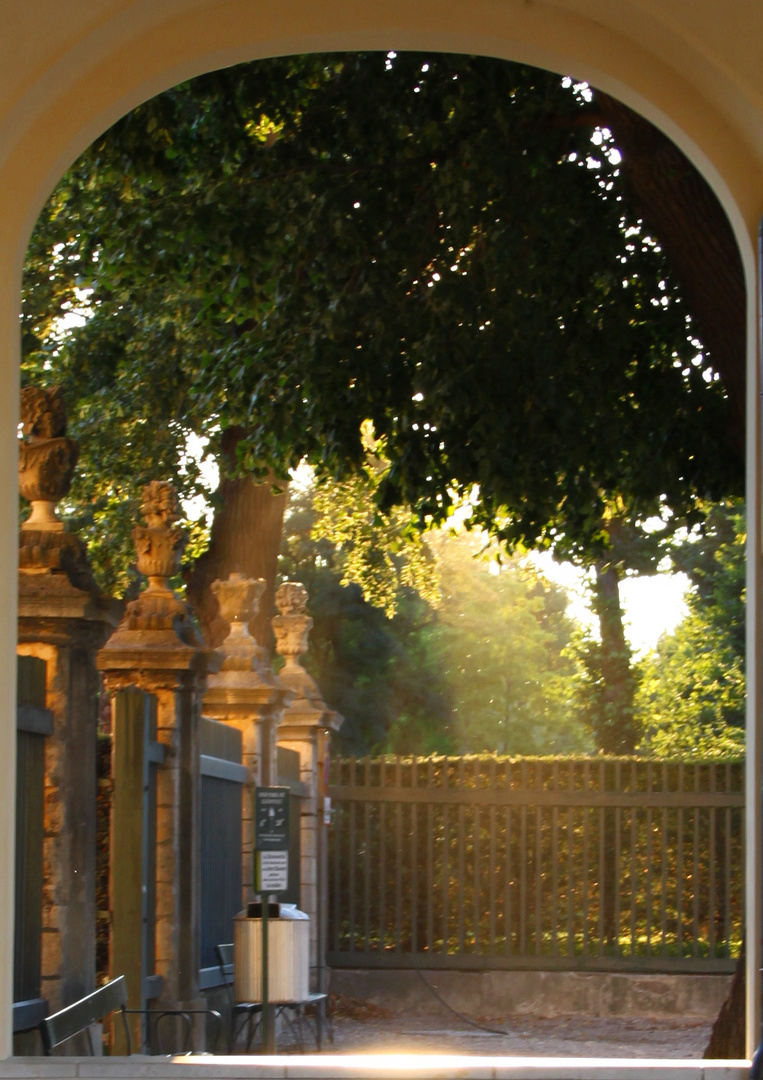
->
[[17, 386, 120, 1015], [202, 572, 292, 905], [273, 582, 342, 985], [96, 482, 220, 1020]]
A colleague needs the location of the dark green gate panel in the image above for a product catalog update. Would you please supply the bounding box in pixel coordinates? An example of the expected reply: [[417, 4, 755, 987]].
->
[[14, 654, 52, 1031]]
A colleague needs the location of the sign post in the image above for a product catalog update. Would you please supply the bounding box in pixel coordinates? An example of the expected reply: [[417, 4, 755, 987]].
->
[[254, 787, 289, 1054]]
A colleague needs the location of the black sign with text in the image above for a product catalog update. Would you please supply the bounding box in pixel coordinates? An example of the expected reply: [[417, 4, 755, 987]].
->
[[254, 787, 290, 851]]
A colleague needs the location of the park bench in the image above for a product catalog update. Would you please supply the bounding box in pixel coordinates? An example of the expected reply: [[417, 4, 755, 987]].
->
[[40, 975, 221, 1055], [216, 943, 330, 1053]]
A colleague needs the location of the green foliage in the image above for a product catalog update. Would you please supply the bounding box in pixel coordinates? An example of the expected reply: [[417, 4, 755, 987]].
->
[[571, 619, 635, 751], [429, 531, 591, 754], [21, 53, 740, 597], [636, 501, 745, 756], [283, 483, 589, 755], [311, 425, 439, 618], [279, 486, 453, 755]]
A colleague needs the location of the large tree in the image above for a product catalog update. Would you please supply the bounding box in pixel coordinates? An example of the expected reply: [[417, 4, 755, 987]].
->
[[21, 53, 741, 649]]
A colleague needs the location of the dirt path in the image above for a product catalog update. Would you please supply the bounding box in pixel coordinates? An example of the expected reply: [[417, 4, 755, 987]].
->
[[275, 998, 716, 1058]]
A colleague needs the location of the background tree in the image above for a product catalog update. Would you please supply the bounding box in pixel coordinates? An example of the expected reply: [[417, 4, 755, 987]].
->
[[568, 503, 676, 752], [310, 423, 439, 619], [282, 482, 588, 754], [428, 530, 589, 754], [279, 484, 453, 754], [635, 500, 745, 757]]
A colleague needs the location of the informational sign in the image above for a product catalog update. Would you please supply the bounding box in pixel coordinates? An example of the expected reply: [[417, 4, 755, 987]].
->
[[253, 786, 291, 1054], [256, 850, 289, 892], [255, 787, 289, 851]]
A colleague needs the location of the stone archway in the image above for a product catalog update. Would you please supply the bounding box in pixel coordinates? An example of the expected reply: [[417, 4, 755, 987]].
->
[[0, 0, 761, 1061]]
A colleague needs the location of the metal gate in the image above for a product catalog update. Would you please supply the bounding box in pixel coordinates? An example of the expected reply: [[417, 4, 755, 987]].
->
[[199, 717, 245, 988], [329, 755, 744, 973], [13, 655, 52, 1034]]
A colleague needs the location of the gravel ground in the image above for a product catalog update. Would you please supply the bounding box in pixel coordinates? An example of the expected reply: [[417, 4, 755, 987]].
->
[[272, 997, 716, 1058]]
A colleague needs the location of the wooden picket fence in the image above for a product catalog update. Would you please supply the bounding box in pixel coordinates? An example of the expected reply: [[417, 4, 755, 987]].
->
[[327, 755, 744, 973]]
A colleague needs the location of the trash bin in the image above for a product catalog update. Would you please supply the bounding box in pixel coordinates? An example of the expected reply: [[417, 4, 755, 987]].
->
[[233, 904, 310, 1002]]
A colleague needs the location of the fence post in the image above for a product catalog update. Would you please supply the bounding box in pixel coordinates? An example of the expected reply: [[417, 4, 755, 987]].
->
[[203, 573, 292, 909], [97, 483, 220, 1049], [272, 582, 343, 990], [17, 385, 120, 1023], [108, 688, 163, 1053]]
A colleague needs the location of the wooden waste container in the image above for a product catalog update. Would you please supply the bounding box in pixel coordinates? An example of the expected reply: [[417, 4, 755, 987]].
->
[[233, 907, 310, 1002]]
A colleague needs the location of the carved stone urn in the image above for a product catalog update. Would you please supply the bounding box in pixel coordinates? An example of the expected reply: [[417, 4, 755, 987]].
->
[[132, 481, 186, 590], [121, 481, 197, 636], [211, 572, 267, 671], [98, 479, 218, 677], [18, 385, 79, 531], [272, 581, 312, 674]]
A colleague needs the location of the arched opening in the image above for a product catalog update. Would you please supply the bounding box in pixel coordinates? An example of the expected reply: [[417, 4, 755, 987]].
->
[[0, 2, 760, 1065]]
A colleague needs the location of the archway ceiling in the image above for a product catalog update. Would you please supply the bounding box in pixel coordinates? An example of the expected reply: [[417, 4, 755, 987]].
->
[[594, 92, 746, 461]]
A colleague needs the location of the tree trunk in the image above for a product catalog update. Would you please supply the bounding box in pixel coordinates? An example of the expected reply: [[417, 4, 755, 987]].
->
[[184, 427, 289, 650], [704, 944, 745, 1059], [591, 559, 637, 753]]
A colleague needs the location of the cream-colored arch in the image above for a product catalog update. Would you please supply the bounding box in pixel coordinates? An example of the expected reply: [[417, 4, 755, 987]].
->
[[0, 0, 760, 1060]]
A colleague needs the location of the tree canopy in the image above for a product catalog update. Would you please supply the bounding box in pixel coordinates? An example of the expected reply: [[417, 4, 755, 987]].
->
[[21, 51, 741, 601], [635, 501, 745, 757]]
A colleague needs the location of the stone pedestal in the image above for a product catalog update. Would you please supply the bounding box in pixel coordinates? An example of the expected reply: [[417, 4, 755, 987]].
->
[[202, 573, 293, 905], [17, 386, 120, 1015], [96, 483, 220, 1031], [18, 580, 119, 1014], [272, 583, 342, 986]]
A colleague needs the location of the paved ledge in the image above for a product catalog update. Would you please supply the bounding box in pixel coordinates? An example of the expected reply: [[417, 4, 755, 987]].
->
[[329, 971, 734, 1022], [0, 1057, 749, 1080]]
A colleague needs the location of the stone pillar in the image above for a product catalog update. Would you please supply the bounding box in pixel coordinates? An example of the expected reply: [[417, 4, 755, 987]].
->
[[96, 482, 220, 1018], [202, 573, 292, 905], [273, 582, 342, 985], [17, 386, 120, 1014]]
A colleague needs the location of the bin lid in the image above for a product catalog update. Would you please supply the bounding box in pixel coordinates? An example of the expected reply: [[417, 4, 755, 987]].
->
[[279, 903, 309, 920]]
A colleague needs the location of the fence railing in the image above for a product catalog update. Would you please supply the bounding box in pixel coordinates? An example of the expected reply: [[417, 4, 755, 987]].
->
[[327, 755, 744, 974]]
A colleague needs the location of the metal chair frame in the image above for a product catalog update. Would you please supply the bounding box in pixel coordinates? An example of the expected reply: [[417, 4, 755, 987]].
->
[[40, 976, 131, 1055], [215, 943, 331, 1053], [40, 975, 222, 1056]]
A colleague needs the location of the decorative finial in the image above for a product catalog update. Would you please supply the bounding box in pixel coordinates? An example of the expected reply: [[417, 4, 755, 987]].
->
[[211, 572, 267, 670], [121, 481, 196, 635], [18, 385, 79, 532], [272, 581, 313, 672], [139, 480, 181, 530], [132, 481, 186, 589]]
